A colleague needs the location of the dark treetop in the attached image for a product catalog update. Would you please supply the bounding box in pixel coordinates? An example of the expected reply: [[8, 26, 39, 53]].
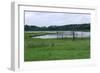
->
[[24, 23, 90, 31]]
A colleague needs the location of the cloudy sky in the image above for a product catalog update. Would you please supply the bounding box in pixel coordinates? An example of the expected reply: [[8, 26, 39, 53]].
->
[[25, 11, 91, 27]]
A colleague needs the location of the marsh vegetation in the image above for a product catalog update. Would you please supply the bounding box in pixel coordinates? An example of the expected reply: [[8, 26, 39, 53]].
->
[[24, 31, 90, 61]]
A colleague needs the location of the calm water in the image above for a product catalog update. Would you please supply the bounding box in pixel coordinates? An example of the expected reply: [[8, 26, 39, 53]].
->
[[32, 31, 90, 39]]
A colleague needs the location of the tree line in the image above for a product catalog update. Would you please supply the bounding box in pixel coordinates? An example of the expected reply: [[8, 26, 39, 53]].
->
[[24, 23, 90, 31]]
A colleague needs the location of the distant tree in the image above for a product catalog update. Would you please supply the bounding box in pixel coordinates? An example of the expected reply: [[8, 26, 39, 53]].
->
[[24, 24, 30, 31], [40, 26, 47, 31], [24, 23, 90, 31]]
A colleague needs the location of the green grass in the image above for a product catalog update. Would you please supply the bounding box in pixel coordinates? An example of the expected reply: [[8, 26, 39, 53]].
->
[[24, 31, 90, 61]]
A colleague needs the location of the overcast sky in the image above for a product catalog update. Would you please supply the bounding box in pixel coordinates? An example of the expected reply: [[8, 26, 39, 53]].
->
[[25, 11, 90, 27]]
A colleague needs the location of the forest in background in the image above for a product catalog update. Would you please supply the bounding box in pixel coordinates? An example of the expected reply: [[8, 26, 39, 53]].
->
[[24, 23, 90, 31]]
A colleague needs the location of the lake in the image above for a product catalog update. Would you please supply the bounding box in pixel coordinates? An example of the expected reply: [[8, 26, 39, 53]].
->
[[32, 31, 90, 39]]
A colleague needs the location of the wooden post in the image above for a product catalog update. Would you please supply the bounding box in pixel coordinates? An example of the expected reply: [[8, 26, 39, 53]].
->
[[57, 31, 58, 39], [72, 25, 75, 40], [72, 31, 75, 40]]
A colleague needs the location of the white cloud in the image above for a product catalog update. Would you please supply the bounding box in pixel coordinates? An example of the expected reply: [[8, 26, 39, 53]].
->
[[25, 11, 90, 27]]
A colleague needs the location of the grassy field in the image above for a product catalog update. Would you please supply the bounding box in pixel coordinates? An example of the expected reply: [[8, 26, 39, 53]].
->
[[24, 31, 90, 61]]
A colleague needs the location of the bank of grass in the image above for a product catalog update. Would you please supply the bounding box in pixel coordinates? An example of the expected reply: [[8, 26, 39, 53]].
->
[[24, 32, 90, 61]]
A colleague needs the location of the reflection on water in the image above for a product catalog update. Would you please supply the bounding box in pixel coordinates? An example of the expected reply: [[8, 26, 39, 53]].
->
[[32, 31, 90, 39]]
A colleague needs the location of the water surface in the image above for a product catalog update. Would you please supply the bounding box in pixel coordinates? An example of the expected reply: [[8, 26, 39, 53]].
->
[[32, 31, 90, 39]]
